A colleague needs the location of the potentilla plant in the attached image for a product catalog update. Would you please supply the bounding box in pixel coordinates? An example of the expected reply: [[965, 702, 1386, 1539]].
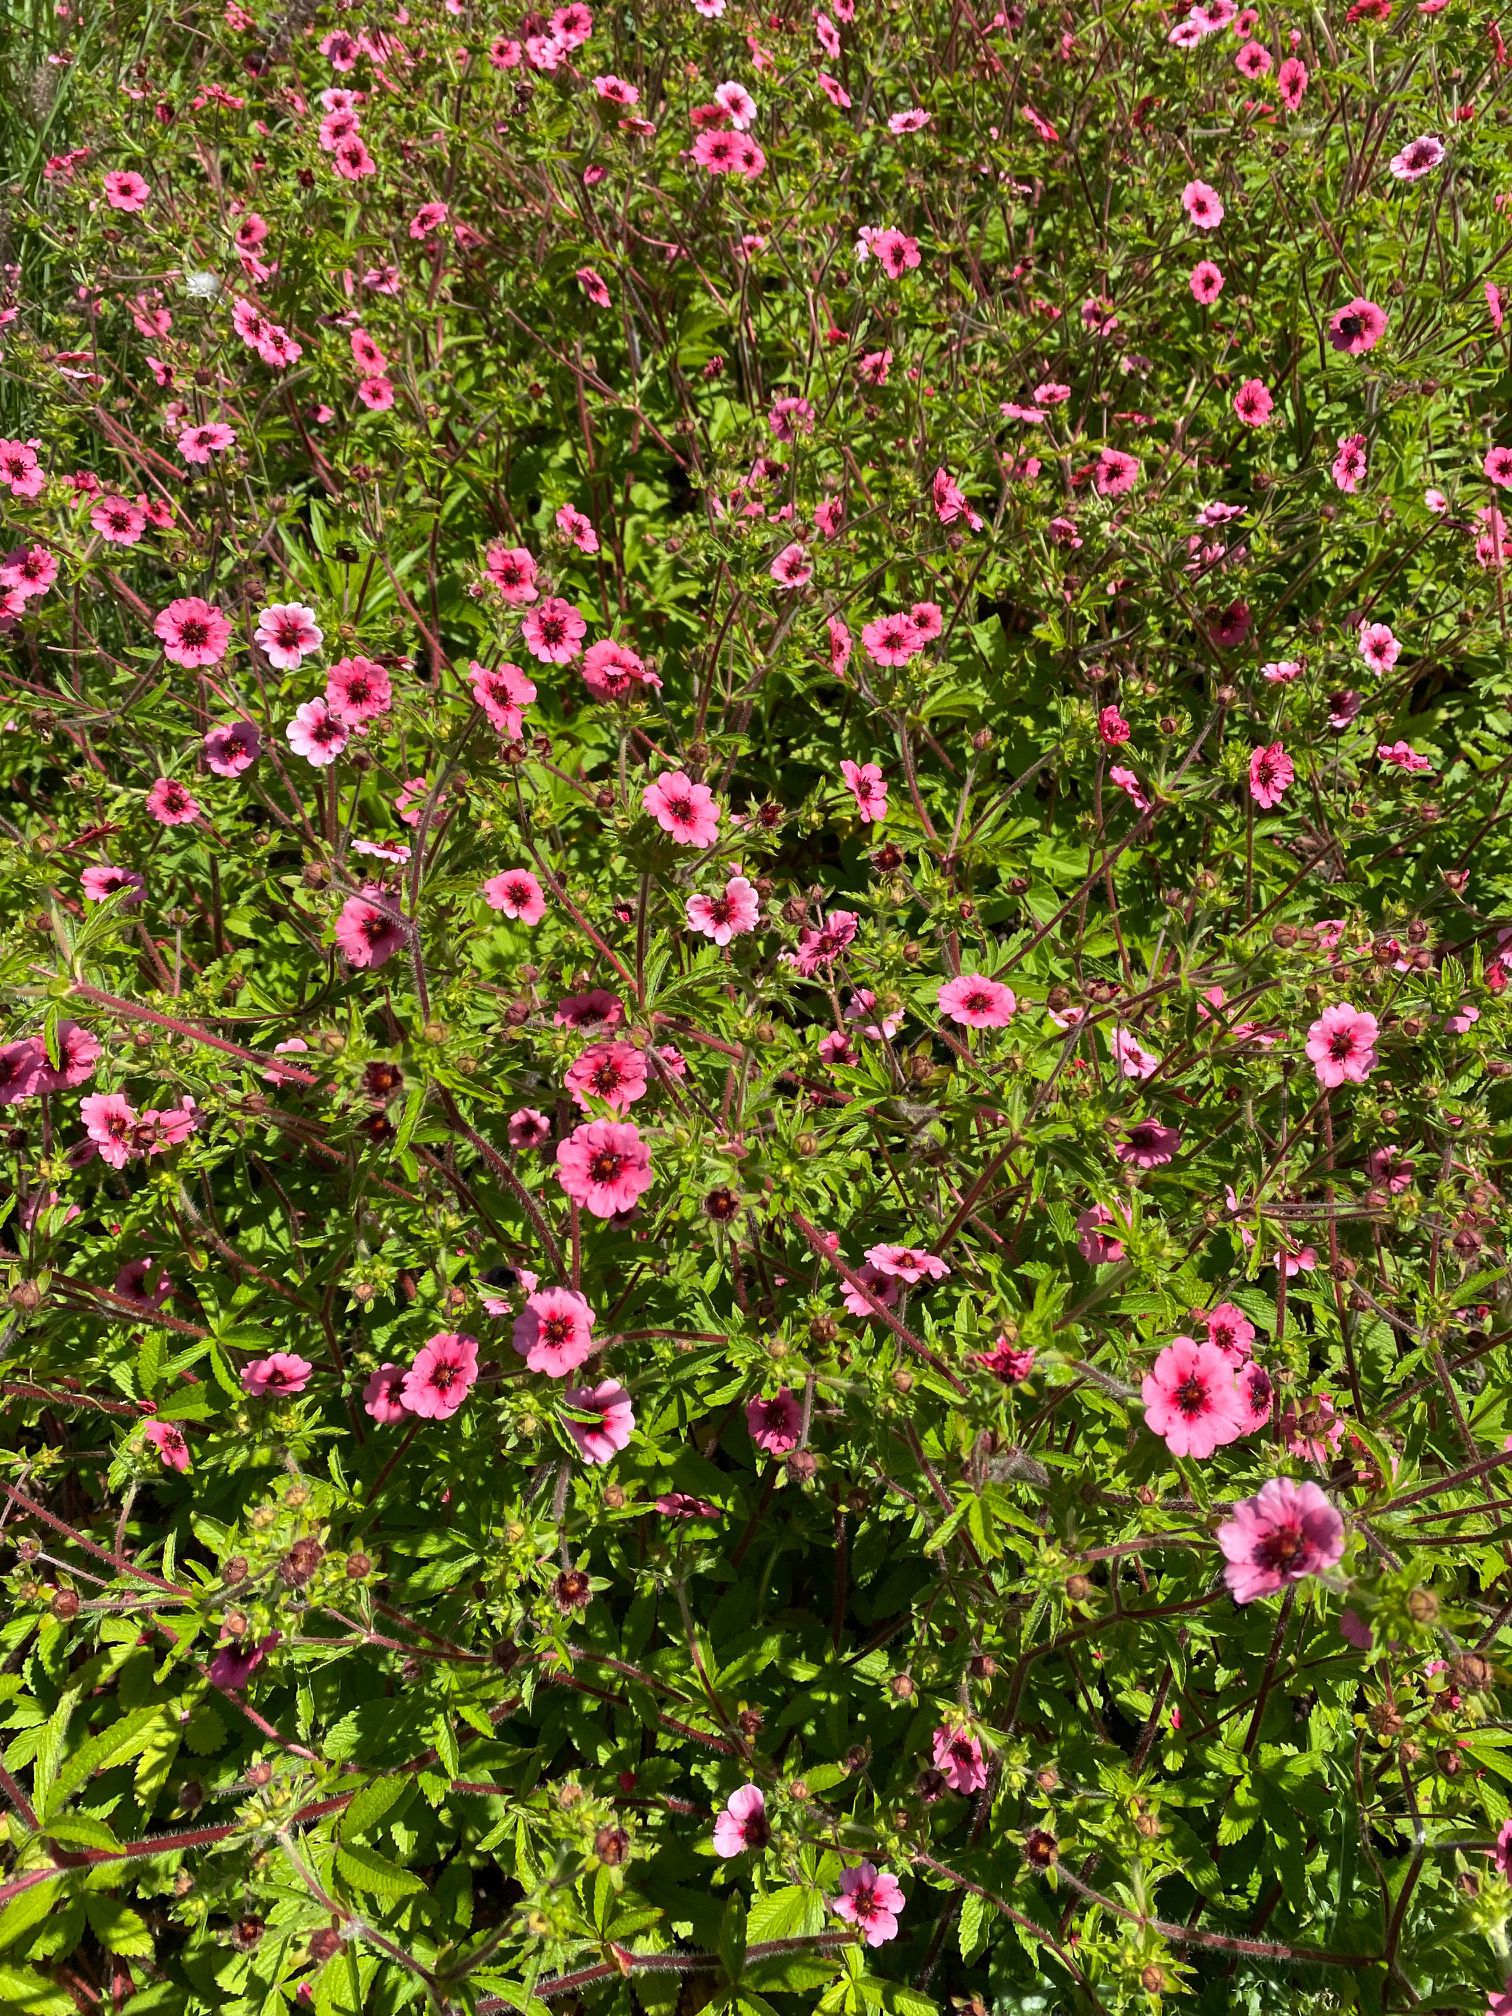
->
[[0, 0, 1511, 2012]]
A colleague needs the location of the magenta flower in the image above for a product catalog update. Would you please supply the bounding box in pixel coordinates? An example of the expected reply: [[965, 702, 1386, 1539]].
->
[[1141, 1337, 1246, 1459], [564, 1379, 635, 1463], [204, 720, 260, 778], [938, 974, 1017, 1028], [555, 990, 625, 1032], [1248, 742, 1293, 809], [565, 1041, 648, 1113], [556, 1119, 653, 1217], [975, 1336, 1036, 1381], [402, 1332, 479, 1420], [1486, 446, 1512, 492], [145, 777, 201, 826], [1389, 133, 1443, 181], [931, 1725, 988, 1794], [1233, 378, 1274, 426], [335, 894, 404, 970], [363, 1363, 409, 1423], [144, 1420, 190, 1472], [514, 1286, 596, 1377], [861, 611, 923, 665], [831, 1863, 905, 1946], [154, 596, 231, 668], [483, 869, 547, 925], [747, 1388, 802, 1455], [687, 874, 760, 945], [104, 169, 151, 212], [90, 495, 147, 544], [508, 1108, 552, 1148], [242, 1352, 314, 1397], [1305, 1003, 1378, 1088], [1333, 433, 1367, 494], [209, 1632, 280, 1692], [0, 1040, 43, 1106], [1217, 1478, 1344, 1603], [770, 541, 813, 589], [643, 770, 721, 847], [713, 1784, 769, 1857], [1190, 259, 1224, 303]]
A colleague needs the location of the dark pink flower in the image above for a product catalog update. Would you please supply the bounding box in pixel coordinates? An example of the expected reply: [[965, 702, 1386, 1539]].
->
[[483, 869, 547, 925], [242, 1351, 313, 1397], [1248, 742, 1293, 808], [643, 770, 721, 846], [747, 1388, 802, 1454], [938, 974, 1016, 1028], [145, 1420, 191, 1472], [363, 1363, 408, 1423], [209, 1632, 279, 1691], [522, 596, 586, 664], [931, 1726, 987, 1793], [154, 597, 231, 668], [1328, 297, 1387, 355], [1204, 1302, 1255, 1360], [839, 759, 888, 824], [514, 1286, 596, 1377], [565, 1040, 647, 1113], [1116, 1120, 1179, 1167], [145, 777, 201, 826], [325, 656, 392, 725], [204, 720, 260, 778]]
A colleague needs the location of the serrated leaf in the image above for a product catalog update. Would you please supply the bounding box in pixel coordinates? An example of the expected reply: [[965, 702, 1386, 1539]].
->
[[746, 1885, 824, 1944], [0, 1961, 78, 2014], [84, 1896, 153, 1959], [340, 1775, 407, 1841], [334, 1842, 425, 1899]]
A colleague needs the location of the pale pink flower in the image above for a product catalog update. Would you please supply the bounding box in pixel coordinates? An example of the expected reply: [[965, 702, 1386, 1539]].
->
[[1110, 1027, 1159, 1079], [254, 601, 322, 670], [839, 759, 888, 824], [864, 1244, 949, 1283], [80, 1091, 136, 1167], [285, 697, 348, 766], [713, 1784, 769, 1856], [1117, 1120, 1179, 1167], [1305, 1003, 1378, 1088], [687, 875, 760, 945], [831, 1864, 904, 1946], [509, 1108, 552, 1148]]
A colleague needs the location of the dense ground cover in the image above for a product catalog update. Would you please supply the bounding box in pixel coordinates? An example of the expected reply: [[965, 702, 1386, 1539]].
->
[[2, 0, 1512, 2009]]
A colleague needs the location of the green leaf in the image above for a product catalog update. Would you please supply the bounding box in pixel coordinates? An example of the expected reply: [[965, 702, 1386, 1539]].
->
[[958, 1890, 987, 1964], [334, 1842, 425, 1899], [83, 1897, 154, 1960], [720, 1891, 747, 1982], [747, 1885, 824, 1944], [340, 1775, 407, 1841], [0, 1962, 78, 2015], [0, 1878, 64, 1953]]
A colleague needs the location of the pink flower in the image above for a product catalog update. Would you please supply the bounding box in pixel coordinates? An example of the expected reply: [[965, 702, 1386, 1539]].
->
[[1377, 740, 1432, 773], [713, 1784, 769, 1857], [155, 597, 231, 668], [470, 659, 536, 735], [81, 862, 145, 911], [1489, 1819, 1512, 1880], [1205, 1302, 1256, 1360], [178, 421, 237, 465], [556, 1119, 653, 1217], [1095, 448, 1141, 497], [209, 1632, 279, 1691], [831, 1863, 905, 1947], [975, 1337, 1036, 1381], [1248, 742, 1293, 808], [1217, 1477, 1344, 1602], [144, 1420, 190, 1472], [556, 502, 600, 552], [484, 869, 547, 925], [509, 1108, 552, 1149], [643, 770, 721, 846], [1277, 55, 1308, 106], [564, 1379, 635, 1463], [1117, 1120, 1180, 1167], [1182, 179, 1224, 229], [1190, 259, 1224, 303], [145, 778, 201, 826], [931, 1726, 988, 1793], [522, 597, 587, 664], [363, 1363, 409, 1423], [1111, 1027, 1160, 1079], [1487, 446, 1512, 491], [864, 1244, 950, 1283], [1333, 433, 1368, 493], [335, 894, 404, 970], [861, 611, 924, 666], [747, 1388, 802, 1455], [1328, 297, 1387, 355], [565, 1041, 647, 1113], [514, 1286, 596, 1377], [1305, 1003, 1378, 1088], [1358, 621, 1401, 675], [325, 656, 391, 725], [1108, 764, 1151, 814], [0, 546, 58, 601], [1141, 1337, 1246, 1458], [581, 638, 659, 703], [939, 974, 1017, 1028], [0, 440, 44, 499], [1076, 1204, 1126, 1263], [105, 169, 151, 211], [79, 1091, 136, 1166], [840, 1261, 897, 1316], [555, 990, 624, 1032], [1389, 134, 1443, 181], [0, 1041, 42, 1106], [36, 1021, 100, 1093], [90, 495, 147, 544], [484, 545, 539, 605], [1233, 378, 1274, 426], [687, 875, 760, 945], [402, 1332, 479, 1419], [242, 1352, 313, 1397], [203, 720, 260, 778], [285, 698, 348, 767], [1098, 705, 1131, 745], [770, 541, 813, 588], [839, 759, 888, 824]]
